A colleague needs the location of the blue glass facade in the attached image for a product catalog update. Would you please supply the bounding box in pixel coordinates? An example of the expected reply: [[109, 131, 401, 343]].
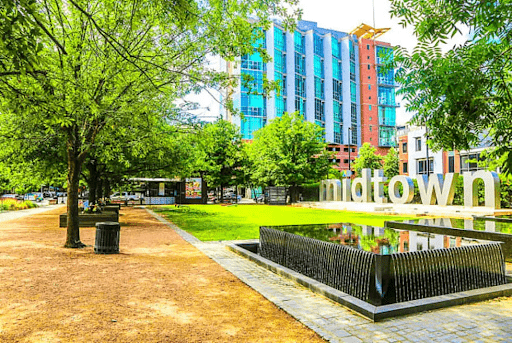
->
[[240, 35, 266, 139], [376, 45, 397, 147], [230, 21, 396, 153], [274, 27, 286, 118], [294, 31, 306, 117], [313, 34, 325, 126]]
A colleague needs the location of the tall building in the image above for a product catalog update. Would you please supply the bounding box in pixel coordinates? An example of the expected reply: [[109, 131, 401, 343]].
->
[[224, 21, 397, 171]]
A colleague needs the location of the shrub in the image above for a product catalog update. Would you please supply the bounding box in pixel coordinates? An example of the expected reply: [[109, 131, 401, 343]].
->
[[24, 200, 36, 209], [0, 199, 18, 211]]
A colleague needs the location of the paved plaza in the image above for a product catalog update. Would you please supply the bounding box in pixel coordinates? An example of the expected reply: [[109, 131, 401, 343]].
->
[[149, 209, 512, 343]]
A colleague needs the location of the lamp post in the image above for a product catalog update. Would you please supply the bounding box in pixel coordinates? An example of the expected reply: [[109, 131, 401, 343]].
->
[[425, 127, 430, 175], [348, 126, 352, 177]]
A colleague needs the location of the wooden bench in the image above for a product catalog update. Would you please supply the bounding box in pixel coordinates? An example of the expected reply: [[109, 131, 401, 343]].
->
[[59, 212, 119, 227]]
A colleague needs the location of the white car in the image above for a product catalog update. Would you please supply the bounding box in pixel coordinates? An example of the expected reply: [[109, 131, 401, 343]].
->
[[110, 192, 141, 201]]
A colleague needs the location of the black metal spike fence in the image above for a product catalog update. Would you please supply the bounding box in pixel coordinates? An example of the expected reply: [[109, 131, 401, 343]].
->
[[391, 242, 506, 303], [260, 227, 375, 302]]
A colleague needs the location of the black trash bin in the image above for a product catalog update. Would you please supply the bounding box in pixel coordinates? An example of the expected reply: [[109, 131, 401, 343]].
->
[[94, 222, 120, 254]]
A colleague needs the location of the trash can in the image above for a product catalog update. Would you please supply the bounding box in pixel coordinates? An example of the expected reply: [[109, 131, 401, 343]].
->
[[94, 222, 120, 254]]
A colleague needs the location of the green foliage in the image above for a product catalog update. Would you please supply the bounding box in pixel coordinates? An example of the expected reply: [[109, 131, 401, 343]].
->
[[351, 143, 383, 176], [301, 182, 320, 201], [328, 167, 344, 180], [383, 147, 399, 179], [196, 120, 246, 189], [0, 0, 300, 246], [0, 199, 36, 211], [0, 0, 44, 72], [390, 0, 512, 174], [248, 112, 331, 190]]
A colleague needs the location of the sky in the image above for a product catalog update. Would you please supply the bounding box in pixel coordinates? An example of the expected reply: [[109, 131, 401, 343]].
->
[[190, 0, 468, 125]]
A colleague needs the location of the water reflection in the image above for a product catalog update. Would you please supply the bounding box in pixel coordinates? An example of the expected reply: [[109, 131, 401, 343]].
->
[[271, 223, 493, 255], [404, 217, 512, 233]]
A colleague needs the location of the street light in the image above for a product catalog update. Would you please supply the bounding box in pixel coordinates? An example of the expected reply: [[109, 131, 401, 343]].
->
[[348, 126, 352, 177]]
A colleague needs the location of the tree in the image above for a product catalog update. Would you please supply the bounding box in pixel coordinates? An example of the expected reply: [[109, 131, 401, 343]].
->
[[82, 111, 198, 205], [196, 120, 246, 201], [351, 143, 383, 176], [0, 0, 45, 72], [0, 0, 299, 248], [249, 112, 331, 203], [390, 0, 512, 174], [383, 147, 399, 179]]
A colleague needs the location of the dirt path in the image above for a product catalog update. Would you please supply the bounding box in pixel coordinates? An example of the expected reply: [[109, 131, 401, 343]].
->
[[0, 207, 324, 342]]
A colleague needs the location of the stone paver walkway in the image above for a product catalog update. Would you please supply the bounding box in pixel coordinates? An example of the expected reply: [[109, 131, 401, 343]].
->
[[149, 208, 512, 343]]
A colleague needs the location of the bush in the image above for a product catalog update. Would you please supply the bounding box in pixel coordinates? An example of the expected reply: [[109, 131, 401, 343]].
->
[[0, 199, 37, 211], [24, 200, 37, 209], [301, 183, 320, 202]]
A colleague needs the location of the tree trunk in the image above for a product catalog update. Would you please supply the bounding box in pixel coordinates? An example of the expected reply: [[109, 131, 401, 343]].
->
[[105, 180, 111, 202], [65, 154, 84, 248], [87, 161, 98, 205], [289, 185, 299, 204], [97, 178, 103, 201]]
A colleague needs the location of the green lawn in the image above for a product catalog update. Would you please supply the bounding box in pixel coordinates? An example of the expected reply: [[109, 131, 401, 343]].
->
[[153, 204, 417, 241]]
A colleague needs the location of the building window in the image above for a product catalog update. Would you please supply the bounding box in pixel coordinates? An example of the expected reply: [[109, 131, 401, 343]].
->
[[367, 56, 370, 59], [402, 142, 407, 153], [367, 64, 370, 70], [369, 126, 372, 132], [367, 44, 370, 50], [417, 159, 434, 175], [448, 156, 454, 173], [415, 137, 422, 151], [460, 153, 483, 171], [368, 85, 371, 90], [314, 99, 324, 121], [403, 162, 408, 173], [369, 106, 372, 111], [368, 76, 371, 80], [369, 116, 372, 121]]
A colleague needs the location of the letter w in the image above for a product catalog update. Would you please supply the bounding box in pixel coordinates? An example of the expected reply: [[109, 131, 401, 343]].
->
[[416, 174, 459, 206]]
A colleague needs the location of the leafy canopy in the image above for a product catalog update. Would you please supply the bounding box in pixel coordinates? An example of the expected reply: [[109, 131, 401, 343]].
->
[[197, 120, 246, 189], [248, 112, 331, 188], [390, 0, 512, 174], [352, 143, 383, 176], [0, 0, 300, 247], [383, 147, 399, 179]]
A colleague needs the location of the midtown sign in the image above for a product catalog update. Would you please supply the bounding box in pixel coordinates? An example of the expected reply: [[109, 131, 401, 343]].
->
[[320, 169, 501, 209]]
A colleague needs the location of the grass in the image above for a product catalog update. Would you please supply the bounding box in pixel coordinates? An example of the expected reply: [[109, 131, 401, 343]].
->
[[153, 204, 417, 241]]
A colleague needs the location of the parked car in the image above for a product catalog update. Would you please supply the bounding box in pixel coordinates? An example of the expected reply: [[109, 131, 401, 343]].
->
[[208, 193, 217, 203], [0, 194, 23, 201], [110, 191, 142, 201], [254, 194, 265, 203], [223, 193, 241, 202], [24, 193, 44, 202], [43, 192, 57, 199]]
